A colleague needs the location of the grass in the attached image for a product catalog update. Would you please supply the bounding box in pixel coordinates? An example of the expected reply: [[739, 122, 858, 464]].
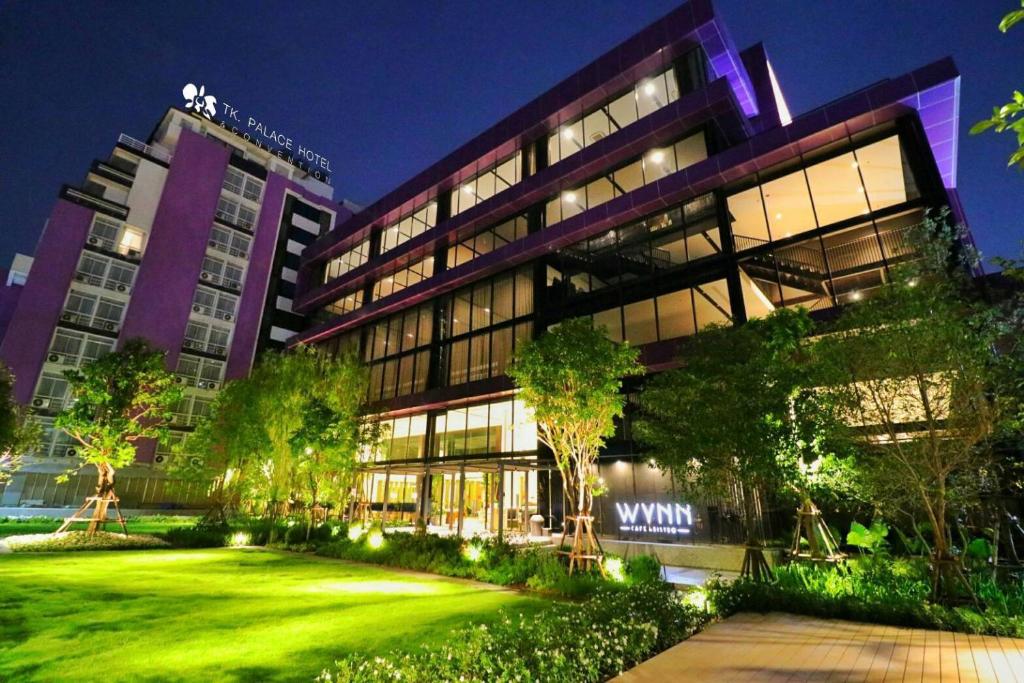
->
[[0, 548, 548, 682], [0, 515, 198, 538]]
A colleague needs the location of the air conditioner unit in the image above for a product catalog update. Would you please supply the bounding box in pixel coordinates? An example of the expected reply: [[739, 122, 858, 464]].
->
[[47, 353, 61, 363], [192, 305, 202, 313], [32, 398, 50, 408], [127, 249, 140, 258], [74, 274, 86, 282], [87, 236, 99, 245], [238, 251, 248, 259], [200, 272, 211, 280], [154, 454, 167, 465], [104, 322, 116, 331], [207, 381, 219, 390], [115, 284, 128, 292], [174, 376, 185, 384], [228, 281, 240, 290], [188, 456, 204, 469], [223, 313, 233, 322], [64, 447, 77, 457], [60, 313, 73, 322], [209, 240, 217, 247]]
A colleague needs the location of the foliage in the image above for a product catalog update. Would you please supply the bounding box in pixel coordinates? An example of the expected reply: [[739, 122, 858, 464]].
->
[[846, 520, 890, 553], [319, 581, 711, 683], [316, 531, 658, 598], [180, 346, 375, 529], [2, 530, 170, 552], [0, 362, 40, 482], [707, 559, 1024, 638], [637, 308, 850, 543], [55, 338, 181, 476], [810, 216, 1013, 583], [509, 318, 643, 521], [0, 548, 546, 682], [970, 2, 1024, 168]]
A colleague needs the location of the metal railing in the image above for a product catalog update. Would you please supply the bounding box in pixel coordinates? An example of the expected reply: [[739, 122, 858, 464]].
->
[[117, 133, 171, 163]]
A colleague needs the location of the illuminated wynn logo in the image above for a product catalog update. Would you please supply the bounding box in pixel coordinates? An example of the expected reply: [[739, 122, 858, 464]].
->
[[615, 501, 693, 535]]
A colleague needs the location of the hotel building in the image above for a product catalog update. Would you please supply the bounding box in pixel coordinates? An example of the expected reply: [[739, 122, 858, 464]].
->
[[291, 0, 966, 542], [0, 109, 346, 507]]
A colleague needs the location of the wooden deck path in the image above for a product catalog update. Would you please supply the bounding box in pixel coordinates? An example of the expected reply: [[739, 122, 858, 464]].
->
[[615, 612, 1024, 682]]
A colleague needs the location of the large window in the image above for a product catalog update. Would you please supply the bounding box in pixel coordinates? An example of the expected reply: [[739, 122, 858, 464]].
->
[[450, 151, 523, 217], [88, 215, 145, 258], [323, 239, 370, 283], [548, 65, 683, 166], [379, 199, 438, 255], [324, 290, 364, 317], [222, 167, 264, 203], [363, 414, 429, 462], [591, 279, 731, 345], [61, 289, 125, 332], [739, 208, 925, 316], [47, 329, 114, 368], [431, 398, 537, 458], [439, 267, 534, 387], [208, 225, 252, 260], [545, 132, 707, 225], [372, 256, 434, 301], [216, 196, 257, 231], [192, 285, 238, 322], [364, 302, 434, 402], [200, 255, 244, 291], [447, 213, 529, 269], [184, 319, 231, 356], [74, 253, 137, 293], [546, 193, 719, 304], [727, 134, 920, 250], [175, 354, 225, 390]]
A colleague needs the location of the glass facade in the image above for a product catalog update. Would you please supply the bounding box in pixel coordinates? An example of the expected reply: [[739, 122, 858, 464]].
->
[[379, 198, 438, 255], [447, 212, 530, 269], [450, 151, 523, 217], [323, 239, 370, 283]]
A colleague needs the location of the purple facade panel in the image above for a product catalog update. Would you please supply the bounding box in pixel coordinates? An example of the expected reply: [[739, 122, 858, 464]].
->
[[118, 130, 229, 366], [0, 200, 93, 402]]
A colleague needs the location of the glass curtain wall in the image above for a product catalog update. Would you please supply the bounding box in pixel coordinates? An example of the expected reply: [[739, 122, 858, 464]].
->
[[371, 255, 435, 301], [447, 213, 530, 269], [364, 302, 434, 401], [323, 239, 371, 283], [379, 198, 439, 255], [451, 151, 523, 217]]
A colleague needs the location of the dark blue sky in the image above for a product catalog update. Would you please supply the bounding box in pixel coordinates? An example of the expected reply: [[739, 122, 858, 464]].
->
[[1, 1, 1021, 268]]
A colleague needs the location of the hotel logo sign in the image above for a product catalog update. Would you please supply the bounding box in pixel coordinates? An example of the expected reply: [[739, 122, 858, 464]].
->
[[179, 83, 333, 184], [615, 501, 693, 536], [182, 83, 217, 119]]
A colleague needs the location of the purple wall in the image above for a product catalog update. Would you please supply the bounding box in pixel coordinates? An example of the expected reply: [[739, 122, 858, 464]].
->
[[0, 200, 93, 402], [119, 129, 229, 365]]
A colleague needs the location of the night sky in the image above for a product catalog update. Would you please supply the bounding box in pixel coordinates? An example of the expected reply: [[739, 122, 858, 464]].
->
[[1, 1, 1021, 269]]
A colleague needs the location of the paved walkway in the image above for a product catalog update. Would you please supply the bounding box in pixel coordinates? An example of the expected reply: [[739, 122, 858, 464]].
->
[[615, 612, 1024, 682], [662, 565, 738, 588]]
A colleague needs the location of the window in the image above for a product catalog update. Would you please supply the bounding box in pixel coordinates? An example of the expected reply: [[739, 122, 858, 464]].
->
[[34, 373, 70, 411], [216, 196, 257, 230], [87, 215, 120, 252], [175, 354, 225, 389], [191, 285, 238, 321], [545, 131, 706, 225], [222, 167, 264, 203], [324, 290, 364, 317], [372, 256, 434, 301], [379, 199, 438, 255], [73, 253, 137, 293], [118, 226, 144, 257], [208, 225, 252, 259], [591, 278, 731, 346], [364, 302, 433, 402], [548, 65, 684, 165], [61, 289, 124, 332], [363, 414, 429, 462], [184, 319, 231, 356], [447, 213, 529, 269], [430, 398, 537, 458], [172, 393, 214, 427], [200, 256, 244, 291], [323, 239, 371, 282], [728, 134, 920, 251], [46, 329, 114, 368], [450, 151, 522, 217]]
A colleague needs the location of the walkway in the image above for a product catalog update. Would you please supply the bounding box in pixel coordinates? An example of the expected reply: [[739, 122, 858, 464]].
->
[[615, 612, 1024, 682]]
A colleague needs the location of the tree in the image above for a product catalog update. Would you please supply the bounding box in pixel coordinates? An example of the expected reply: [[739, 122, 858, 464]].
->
[[182, 345, 374, 537], [0, 362, 41, 483], [508, 317, 643, 574], [811, 216, 1012, 600], [636, 308, 830, 579], [970, 2, 1024, 168], [55, 339, 181, 534]]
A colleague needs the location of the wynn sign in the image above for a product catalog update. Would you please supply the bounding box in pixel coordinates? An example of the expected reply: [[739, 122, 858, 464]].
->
[[614, 501, 694, 536]]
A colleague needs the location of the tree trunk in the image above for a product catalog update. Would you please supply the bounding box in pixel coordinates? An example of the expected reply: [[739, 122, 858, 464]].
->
[[739, 481, 772, 582]]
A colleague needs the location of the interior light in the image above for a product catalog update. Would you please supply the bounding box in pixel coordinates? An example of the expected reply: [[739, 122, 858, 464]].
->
[[851, 161, 859, 168], [850, 291, 862, 301], [650, 150, 665, 164], [563, 191, 577, 203], [775, 213, 783, 220], [453, 318, 459, 324], [643, 82, 657, 96], [597, 476, 605, 485], [483, 308, 490, 313], [462, 185, 474, 195], [857, 187, 864, 193], [562, 128, 575, 140]]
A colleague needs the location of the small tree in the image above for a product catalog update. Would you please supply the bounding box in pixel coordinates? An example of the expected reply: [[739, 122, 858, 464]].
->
[[0, 362, 41, 482], [636, 308, 827, 580], [508, 318, 643, 574], [55, 339, 181, 534], [812, 217, 1010, 600]]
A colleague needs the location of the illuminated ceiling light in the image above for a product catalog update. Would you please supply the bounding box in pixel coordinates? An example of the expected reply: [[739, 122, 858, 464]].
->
[[462, 185, 474, 195], [850, 290, 862, 301], [649, 150, 665, 164], [563, 191, 577, 203], [452, 318, 459, 324], [406, 333, 414, 338], [857, 186, 864, 193], [643, 82, 656, 96], [562, 128, 575, 140], [851, 161, 859, 168], [597, 476, 606, 485], [775, 213, 783, 220], [483, 308, 490, 313]]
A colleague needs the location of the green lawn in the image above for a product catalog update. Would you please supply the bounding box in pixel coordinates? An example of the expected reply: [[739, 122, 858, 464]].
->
[[0, 515, 198, 538], [0, 548, 548, 682]]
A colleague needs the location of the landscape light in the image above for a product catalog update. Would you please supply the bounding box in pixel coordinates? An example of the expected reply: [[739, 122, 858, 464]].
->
[[683, 587, 708, 611], [604, 557, 625, 582], [228, 531, 251, 547], [347, 524, 365, 541], [463, 542, 483, 563], [367, 530, 385, 549]]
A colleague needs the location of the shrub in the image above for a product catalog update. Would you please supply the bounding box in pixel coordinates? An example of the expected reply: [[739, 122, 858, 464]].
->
[[318, 581, 711, 683], [627, 554, 663, 584], [160, 525, 230, 548], [706, 560, 1024, 638], [2, 531, 170, 552]]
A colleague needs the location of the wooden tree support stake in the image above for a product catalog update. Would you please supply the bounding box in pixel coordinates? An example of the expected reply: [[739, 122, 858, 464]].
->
[[56, 463, 127, 537], [557, 514, 606, 577], [789, 499, 845, 563]]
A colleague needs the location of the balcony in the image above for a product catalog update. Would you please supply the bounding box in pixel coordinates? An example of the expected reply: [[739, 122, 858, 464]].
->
[[60, 186, 129, 220], [117, 133, 171, 164]]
